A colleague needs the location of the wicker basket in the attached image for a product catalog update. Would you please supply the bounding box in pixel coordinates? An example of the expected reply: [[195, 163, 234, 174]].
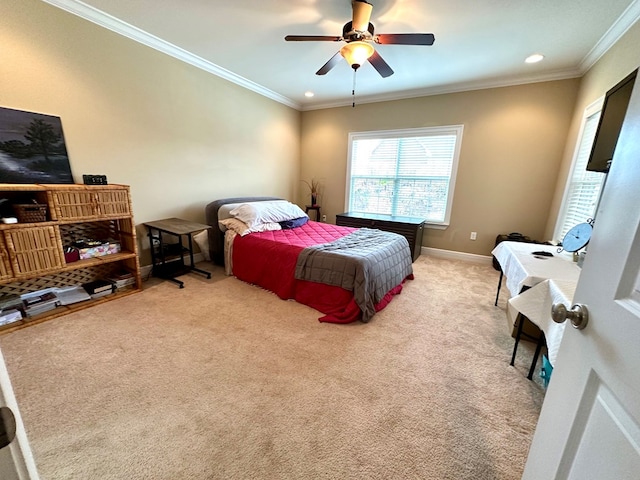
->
[[13, 204, 48, 223]]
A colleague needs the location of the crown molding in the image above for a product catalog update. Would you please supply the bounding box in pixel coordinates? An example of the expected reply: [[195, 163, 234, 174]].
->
[[579, 0, 640, 72], [40, 0, 301, 110], [40, 0, 640, 113], [300, 69, 583, 111]]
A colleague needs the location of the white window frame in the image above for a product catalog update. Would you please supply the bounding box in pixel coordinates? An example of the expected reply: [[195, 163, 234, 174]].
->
[[345, 125, 464, 228], [553, 97, 606, 242]]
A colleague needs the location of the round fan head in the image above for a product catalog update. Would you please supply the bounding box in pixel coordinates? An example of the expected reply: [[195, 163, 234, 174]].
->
[[284, 0, 435, 77]]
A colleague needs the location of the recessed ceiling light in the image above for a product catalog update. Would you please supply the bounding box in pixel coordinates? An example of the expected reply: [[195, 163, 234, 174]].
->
[[304, 91, 315, 98], [525, 54, 545, 64]]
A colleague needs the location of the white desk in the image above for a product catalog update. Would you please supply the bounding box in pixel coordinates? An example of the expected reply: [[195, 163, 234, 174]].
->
[[492, 241, 581, 301], [507, 279, 577, 367], [492, 241, 581, 380]]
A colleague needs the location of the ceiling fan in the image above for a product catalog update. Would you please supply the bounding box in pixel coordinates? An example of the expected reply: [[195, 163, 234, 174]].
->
[[284, 0, 435, 78]]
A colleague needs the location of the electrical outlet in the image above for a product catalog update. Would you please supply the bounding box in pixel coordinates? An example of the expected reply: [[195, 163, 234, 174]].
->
[[470, 231, 477, 240], [322, 214, 327, 222]]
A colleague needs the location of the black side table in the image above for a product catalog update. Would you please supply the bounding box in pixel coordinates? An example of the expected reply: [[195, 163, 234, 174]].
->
[[144, 217, 212, 288], [305, 205, 321, 221]]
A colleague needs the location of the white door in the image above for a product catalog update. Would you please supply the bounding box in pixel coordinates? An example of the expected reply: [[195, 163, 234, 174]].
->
[[522, 78, 640, 478], [0, 348, 39, 480]]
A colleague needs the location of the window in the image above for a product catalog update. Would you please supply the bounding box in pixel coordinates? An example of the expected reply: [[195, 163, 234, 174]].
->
[[554, 99, 606, 242], [346, 126, 463, 226]]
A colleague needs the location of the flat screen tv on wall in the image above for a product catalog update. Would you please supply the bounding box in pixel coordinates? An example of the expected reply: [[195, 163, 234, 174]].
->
[[0, 106, 73, 184], [586, 69, 637, 173]]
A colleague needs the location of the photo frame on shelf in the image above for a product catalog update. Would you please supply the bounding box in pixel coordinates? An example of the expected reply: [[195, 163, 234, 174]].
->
[[0, 106, 73, 184]]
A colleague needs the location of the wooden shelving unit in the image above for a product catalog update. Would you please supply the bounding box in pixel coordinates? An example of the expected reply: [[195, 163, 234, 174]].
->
[[0, 184, 142, 334]]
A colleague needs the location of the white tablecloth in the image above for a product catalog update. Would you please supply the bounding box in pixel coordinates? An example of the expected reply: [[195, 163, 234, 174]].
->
[[492, 241, 581, 297], [507, 279, 577, 366]]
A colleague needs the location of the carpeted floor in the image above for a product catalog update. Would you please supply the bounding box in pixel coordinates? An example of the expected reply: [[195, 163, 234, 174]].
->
[[0, 255, 544, 479]]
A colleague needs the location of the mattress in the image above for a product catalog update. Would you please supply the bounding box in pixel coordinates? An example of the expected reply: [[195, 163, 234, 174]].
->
[[231, 221, 411, 323]]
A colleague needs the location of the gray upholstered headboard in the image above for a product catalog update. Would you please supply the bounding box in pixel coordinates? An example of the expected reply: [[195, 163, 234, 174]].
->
[[204, 196, 283, 266]]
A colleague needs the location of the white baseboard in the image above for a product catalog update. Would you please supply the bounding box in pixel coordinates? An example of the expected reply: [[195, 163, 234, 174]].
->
[[421, 246, 493, 265], [140, 252, 207, 279]]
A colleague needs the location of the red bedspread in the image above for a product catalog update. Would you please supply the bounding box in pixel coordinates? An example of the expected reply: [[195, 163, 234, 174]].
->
[[231, 221, 411, 323]]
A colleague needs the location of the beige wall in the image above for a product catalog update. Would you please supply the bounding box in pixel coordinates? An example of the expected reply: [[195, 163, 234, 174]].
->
[[300, 80, 580, 255], [0, 0, 301, 265], [3, 0, 637, 263], [545, 21, 640, 239]]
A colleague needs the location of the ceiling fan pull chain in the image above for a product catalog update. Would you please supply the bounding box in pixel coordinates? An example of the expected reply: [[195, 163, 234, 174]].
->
[[352, 69, 357, 108]]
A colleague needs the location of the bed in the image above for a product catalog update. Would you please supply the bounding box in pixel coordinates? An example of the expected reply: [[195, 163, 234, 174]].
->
[[205, 197, 414, 324]]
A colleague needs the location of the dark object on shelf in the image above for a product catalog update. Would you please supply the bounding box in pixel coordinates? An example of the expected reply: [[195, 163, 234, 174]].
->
[[336, 212, 424, 262], [82, 279, 115, 295], [13, 203, 47, 223], [587, 69, 637, 173], [0, 294, 23, 312], [64, 246, 80, 263], [71, 239, 104, 248], [493, 233, 534, 271], [83, 174, 108, 185], [0, 198, 11, 218], [532, 251, 553, 257]]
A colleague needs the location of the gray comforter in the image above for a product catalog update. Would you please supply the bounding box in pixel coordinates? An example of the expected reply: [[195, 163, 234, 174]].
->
[[294, 228, 413, 322]]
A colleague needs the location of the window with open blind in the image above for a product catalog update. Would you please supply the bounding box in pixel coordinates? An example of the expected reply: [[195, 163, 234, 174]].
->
[[346, 126, 463, 225], [554, 100, 606, 242]]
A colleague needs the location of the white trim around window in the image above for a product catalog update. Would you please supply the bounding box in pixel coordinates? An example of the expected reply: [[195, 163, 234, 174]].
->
[[553, 97, 606, 243], [345, 125, 464, 228]]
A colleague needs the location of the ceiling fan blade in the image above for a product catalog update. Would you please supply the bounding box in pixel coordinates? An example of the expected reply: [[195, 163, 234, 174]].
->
[[285, 35, 342, 42], [375, 33, 435, 45], [352, 0, 373, 31], [316, 51, 343, 75], [368, 50, 394, 78]]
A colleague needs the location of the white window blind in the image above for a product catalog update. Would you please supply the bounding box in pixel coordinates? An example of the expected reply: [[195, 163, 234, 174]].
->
[[347, 126, 463, 225], [554, 103, 606, 242]]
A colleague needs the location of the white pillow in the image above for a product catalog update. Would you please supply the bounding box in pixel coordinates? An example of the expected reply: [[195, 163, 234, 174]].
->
[[218, 203, 242, 222], [219, 217, 281, 236], [229, 201, 307, 229], [217, 203, 243, 232]]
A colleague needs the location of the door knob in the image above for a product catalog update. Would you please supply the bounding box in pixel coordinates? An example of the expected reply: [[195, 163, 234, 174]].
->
[[551, 303, 589, 330], [0, 406, 17, 449]]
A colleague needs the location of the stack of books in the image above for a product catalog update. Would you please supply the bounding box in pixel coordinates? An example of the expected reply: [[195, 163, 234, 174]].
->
[[108, 271, 136, 290], [82, 280, 116, 299], [21, 289, 60, 317], [0, 309, 22, 327], [0, 293, 22, 312], [53, 285, 92, 306], [0, 294, 24, 326]]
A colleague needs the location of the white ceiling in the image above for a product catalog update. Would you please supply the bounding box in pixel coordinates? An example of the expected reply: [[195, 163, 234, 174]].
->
[[44, 0, 640, 111]]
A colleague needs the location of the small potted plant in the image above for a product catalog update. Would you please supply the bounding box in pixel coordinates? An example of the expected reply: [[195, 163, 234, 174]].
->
[[302, 178, 320, 206]]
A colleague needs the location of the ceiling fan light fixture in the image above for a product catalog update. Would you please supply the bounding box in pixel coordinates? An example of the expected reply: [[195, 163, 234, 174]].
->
[[340, 41, 375, 70]]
